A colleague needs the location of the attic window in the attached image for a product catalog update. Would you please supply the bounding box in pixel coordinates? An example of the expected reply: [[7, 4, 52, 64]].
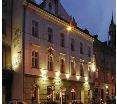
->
[[49, 2, 52, 11]]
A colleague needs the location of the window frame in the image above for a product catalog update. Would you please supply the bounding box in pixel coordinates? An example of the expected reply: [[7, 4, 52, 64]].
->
[[32, 50, 39, 69], [48, 27, 53, 43], [32, 20, 38, 37], [71, 38, 75, 51]]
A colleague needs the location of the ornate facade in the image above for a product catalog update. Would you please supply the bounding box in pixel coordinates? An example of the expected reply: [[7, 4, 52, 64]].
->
[[3, 0, 97, 104]]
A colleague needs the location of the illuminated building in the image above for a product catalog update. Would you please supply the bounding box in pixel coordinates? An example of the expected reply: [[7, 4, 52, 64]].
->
[[2, 0, 96, 103]]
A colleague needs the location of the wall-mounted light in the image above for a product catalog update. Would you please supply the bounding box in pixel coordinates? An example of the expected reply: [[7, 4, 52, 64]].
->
[[76, 75, 80, 80], [66, 26, 72, 31], [66, 73, 70, 79]]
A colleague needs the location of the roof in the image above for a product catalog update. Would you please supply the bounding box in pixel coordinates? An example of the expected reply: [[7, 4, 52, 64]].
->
[[26, 0, 94, 39]]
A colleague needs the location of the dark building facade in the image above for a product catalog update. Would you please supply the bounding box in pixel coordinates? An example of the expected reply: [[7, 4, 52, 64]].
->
[[93, 21, 116, 102]]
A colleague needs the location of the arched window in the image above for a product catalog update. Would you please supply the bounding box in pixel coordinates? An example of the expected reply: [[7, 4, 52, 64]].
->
[[60, 58, 65, 73], [32, 51, 39, 68]]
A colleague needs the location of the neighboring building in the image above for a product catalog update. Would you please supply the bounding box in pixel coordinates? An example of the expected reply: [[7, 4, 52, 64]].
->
[[93, 34, 116, 102], [2, 0, 14, 103], [3, 0, 96, 104]]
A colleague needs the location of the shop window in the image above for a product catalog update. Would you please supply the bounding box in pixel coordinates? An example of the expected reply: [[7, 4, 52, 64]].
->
[[32, 51, 39, 68], [48, 27, 53, 43], [60, 59, 65, 73], [32, 20, 38, 37], [60, 33, 65, 47], [71, 61, 76, 75]]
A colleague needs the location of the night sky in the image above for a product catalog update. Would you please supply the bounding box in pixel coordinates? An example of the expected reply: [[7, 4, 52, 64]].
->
[[36, 0, 116, 41]]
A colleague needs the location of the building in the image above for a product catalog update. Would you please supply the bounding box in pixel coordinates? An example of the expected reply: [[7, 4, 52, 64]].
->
[[3, 0, 96, 104], [2, 0, 14, 103], [93, 32, 116, 102]]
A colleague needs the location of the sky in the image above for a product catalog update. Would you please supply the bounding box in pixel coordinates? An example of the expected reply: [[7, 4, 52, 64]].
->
[[36, 0, 116, 41]]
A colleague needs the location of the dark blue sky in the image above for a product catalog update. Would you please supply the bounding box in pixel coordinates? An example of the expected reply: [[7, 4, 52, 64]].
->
[[36, 0, 116, 41]]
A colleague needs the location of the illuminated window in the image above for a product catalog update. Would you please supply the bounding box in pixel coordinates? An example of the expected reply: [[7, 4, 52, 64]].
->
[[60, 59, 65, 73], [32, 51, 39, 68], [71, 61, 76, 75], [80, 42, 83, 54], [71, 39, 75, 51], [48, 27, 53, 43], [32, 20, 38, 37], [60, 33, 65, 47], [48, 2, 52, 12], [80, 64, 84, 76]]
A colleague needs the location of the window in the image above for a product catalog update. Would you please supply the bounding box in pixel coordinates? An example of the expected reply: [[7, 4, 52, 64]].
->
[[32, 84, 38, 102], [88, 47, 91, 57], [60, 59, 65, 73], [47, 86, 53, 101], [80, 64, 84, 76], [48, 54, 53, 71], [32, 51, 39, 68], [2, 19, 6, 35], [71, 61, 76, 75], [60, 33, 65, 47], [48, 27, 53, 43], [71, 39, 75, 51], [71, 89, 76, 100], [80, 42, 83, 54], [32, 20, 38, 37], [49, 2, 52, 12]]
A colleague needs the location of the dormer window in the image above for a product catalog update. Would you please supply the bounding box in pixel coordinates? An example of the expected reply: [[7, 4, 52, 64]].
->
[[49, 2, 52, 12]]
